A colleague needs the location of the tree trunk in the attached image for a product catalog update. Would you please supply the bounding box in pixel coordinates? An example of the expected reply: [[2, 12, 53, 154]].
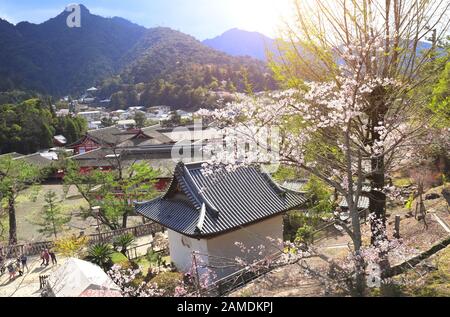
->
[[122, 211, 128, 229], [8, 195, 17, 246], [368, 87, 388, 245], [349, 204, 366, 296], [369, 159, 387, 244], [353, 255, 366, 297]]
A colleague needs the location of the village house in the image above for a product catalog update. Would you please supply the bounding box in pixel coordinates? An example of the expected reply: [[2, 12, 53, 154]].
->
[[116, 119, 136, 130], [77, 110, 102, 122], [135, 162, 308, 280], [53, 135, 67, 147]]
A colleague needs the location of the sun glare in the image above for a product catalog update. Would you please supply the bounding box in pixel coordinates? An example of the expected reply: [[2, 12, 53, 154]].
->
[[230, 0, 295, 37]]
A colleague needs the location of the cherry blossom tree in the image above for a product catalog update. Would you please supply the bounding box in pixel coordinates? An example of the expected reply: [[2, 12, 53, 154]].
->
[[197, 0, 449, 295]]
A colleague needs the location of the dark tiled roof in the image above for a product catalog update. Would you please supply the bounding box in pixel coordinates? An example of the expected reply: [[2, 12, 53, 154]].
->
[[68, 147, 177, 177], [141, 126, 174, 144], [14, 153, 55, 168], [339, 195, 370, 210], [135, 162, 308, 238], [0, 152, 23, 159], [69, 127, 174, 149]]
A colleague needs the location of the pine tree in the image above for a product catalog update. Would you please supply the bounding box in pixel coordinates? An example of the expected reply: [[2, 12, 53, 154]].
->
[[38, 191, 71, 239]]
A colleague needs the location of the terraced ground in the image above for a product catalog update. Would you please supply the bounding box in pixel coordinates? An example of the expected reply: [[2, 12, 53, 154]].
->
[[230, 186, 450, 297]]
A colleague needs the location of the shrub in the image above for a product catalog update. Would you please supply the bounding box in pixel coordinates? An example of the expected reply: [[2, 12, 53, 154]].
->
[[150, 272, 183, 295], [146, 248, 165, 267], [54, 235, 89, 258], [86, 243, 114, 270], [113, 233, 135, 255], [295, 225, 314, 244], [304, 176, 336, 214]]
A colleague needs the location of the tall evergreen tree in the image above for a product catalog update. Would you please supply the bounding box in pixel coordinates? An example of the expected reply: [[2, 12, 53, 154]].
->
[[37, 190, 71, 239]]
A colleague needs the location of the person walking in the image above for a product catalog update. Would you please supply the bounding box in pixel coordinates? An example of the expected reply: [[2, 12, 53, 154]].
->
[[49, 250, 57, 266], [40, 250, 46, 267], [0, 255, 5, 274], [43, 249, 50, 266], [7, 262, 16, 281], [20, 254, 28, 273], [16, 259, 23, 277]]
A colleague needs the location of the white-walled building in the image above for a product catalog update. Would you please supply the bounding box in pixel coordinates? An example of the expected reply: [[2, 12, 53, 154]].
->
[[135, 162, 307, 281], [78, 111, 102, 122]]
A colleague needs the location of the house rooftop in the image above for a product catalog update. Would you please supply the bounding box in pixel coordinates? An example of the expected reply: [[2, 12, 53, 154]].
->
[[67, 126, 175, 150], [135, 162, 307, 238]]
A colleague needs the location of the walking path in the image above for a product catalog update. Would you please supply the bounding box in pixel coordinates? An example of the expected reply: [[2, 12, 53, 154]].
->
[[0, 255, 68, 297], [0, 234, 157, 297]]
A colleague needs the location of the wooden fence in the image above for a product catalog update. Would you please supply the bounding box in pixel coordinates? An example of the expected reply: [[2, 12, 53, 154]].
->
[[0, 222, 165, 258]]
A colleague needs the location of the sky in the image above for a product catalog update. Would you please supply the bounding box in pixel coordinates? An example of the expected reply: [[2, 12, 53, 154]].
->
[[0, 0, 296, 40]]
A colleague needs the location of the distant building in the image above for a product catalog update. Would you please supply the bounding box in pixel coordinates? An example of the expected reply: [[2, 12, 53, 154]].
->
[[67, 126, 174, 155], [77, 111, 102, 122], [100, 99, 111, 106], [116, 119, 136, 130], [88, 121, 102, 130], [86, 87, 98, 93], [176, 110, 193, 120], [53, 135, 67, 147], [135, 162, 307, 281], [148, 106, 171, 114], [56, 109, 70, 117]]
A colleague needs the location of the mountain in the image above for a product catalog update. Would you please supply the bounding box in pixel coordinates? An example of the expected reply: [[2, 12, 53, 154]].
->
[[0, 6, 275, 104], [0, 5, 147, 95], [203, 28, 277, 61]]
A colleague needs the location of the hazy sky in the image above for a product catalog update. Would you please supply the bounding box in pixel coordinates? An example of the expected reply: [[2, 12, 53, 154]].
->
[[0, 0, 295, 40]]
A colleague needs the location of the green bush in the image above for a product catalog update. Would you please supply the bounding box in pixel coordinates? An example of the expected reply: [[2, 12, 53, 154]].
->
[[150, 272, 183, 295], [113, 233, 135, 255], [295, 225, 314, 244], [86, 243, 114, 270], [393, 178, 413, 188], [284, 211, 323, 242], [146, 248, 165, 267], [304, 176, 335, 214]]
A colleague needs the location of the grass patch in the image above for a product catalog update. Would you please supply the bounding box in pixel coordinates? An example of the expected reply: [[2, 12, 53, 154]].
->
[[111, 252, 128, 264], [396, 246, 450, 297], [135, 255, 171, 275], [413, 247, 450, 296]]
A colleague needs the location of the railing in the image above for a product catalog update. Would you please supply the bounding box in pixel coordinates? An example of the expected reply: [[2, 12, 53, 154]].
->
[[39, 275, 49, 289], [196, 252, 282, 297], [0, 222, 165, 258], [126, 243, 169, 261], [311, 208, 370, 244], [88, 222, 165, 245]]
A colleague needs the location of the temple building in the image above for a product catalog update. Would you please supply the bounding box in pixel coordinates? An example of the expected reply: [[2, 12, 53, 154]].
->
[[135, 162, 307, 280]]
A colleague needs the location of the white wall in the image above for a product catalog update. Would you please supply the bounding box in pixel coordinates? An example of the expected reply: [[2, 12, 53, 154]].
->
[[206, 215, 284, 279], [167, 229, 208, 274], [167, 215, 284, 281]]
